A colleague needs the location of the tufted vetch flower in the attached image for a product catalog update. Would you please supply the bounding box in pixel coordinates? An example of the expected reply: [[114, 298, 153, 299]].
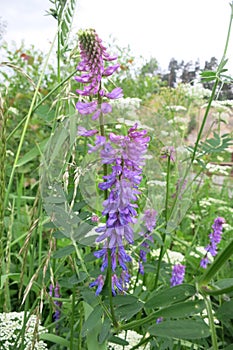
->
[[200, 217, 225, 268], [75, 28, 123, 120], [90, 124, 150, 295]]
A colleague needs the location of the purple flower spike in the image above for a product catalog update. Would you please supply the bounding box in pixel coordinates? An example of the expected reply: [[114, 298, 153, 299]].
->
[[200, 217, 225, 268], [170, 264, 186, 287], [75, 28, 123, 118], [90, 124, 150, 295], [49, 282, 62, 323]]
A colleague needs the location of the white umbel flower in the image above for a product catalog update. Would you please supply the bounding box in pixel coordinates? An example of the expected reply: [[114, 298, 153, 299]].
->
[[0, 312, 48, 350]]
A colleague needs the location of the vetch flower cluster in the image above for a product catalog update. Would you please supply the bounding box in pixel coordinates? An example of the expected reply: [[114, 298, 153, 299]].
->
[[200, 217, 225, 268], [49, 282, 62, 323], [170, 264, 186, 286], [156, 263, 186, 324], [0, 312, 48, 350], [138, 209, 157, 275], [90, 123, 150, 295], [75, 28, 123, 120]]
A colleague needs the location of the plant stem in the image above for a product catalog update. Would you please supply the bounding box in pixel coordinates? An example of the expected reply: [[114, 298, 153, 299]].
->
[[204, 296, 218, 350], [70, 286, 76, 350], [0, 93, 6, 275], [4, 32, 58, 210], [98, 105, 118, 328], [153, 155, 171, 289]]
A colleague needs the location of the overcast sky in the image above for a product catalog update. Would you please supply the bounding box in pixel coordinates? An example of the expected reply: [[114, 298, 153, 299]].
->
[[1, 0, 233, 73]]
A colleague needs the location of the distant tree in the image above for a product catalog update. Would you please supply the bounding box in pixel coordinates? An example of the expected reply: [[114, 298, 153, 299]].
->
[[180, 61, 195, 83], [168, 58, 179, 87], [140, 57, 158, 76], [179, 59, 200, 84]]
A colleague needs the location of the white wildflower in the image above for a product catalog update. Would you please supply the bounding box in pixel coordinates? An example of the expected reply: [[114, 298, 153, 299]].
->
[[111, 97, 142, 117], [0, 312, 48, 350], [183, 83, 211, 99], [166, 105, 187, 112], [147, 180, 166, 187], [151, 249, 184, 264], [206, 163, 231, 176]]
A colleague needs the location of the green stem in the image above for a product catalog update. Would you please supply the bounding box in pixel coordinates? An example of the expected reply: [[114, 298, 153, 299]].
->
[[107, 248, 118, 328], [164, 156, 171, 224], [98, 101, 118, 328], [4, 33, 58, 209], [153, 155, 171, 289], [204, 296, 218, 350], [0, 93, 6, 274], [191, 79, 219, 164], [71, 237, 88, 276], [70, 286, 76, 350]]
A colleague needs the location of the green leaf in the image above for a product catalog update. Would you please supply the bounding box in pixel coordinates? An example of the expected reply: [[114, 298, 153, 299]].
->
[[200, 70, 217, 82], [53, 245, 75, 258], [68, 272, 88, 284], [1, 273, 19, 289], [199, 239, 233, 287], [197, 132, 233, 156], [82, 304, 103, 336], [112, 295, 138, 306], [98, 317, 111, 344], [148, 319, 210, 339], [82, 302, 107, 350], [17, 138, 49, 167], [115, 300, 143, 320], [35, 105, 55, 122], [145, 284, 196, 309], [152, 299, 205, 318], [215, 278, 233, 289], [39, 333, 70, 347], [203, 278, 233, 296], [108, 335, 128, 346], [225, 345, 233, 350], [215, 299, 233, 321]]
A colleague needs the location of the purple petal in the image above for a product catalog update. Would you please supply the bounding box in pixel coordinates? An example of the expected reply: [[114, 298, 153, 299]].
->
[[76, 101, 97, 115], [101, 102, 112, 114], [102, 64, 120, 77], [77, 126, 98, 137], [75, 74, 92, 83], [105, 87, 123, 99], [92, 109, 101, 120]]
